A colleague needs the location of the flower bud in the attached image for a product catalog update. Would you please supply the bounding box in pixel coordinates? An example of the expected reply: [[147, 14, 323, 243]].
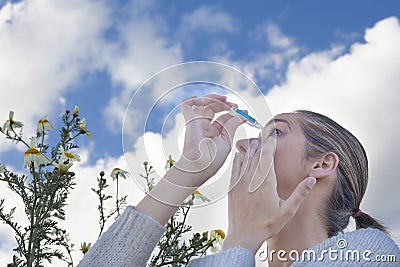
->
[[73, 106, 79, 117]]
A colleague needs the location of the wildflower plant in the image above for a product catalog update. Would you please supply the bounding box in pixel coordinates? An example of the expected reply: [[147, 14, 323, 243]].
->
[[0, 108, 91, 267], [89, 160, 226, 266], [1, 109, 226, 267], [90, 168, 128, 238], [147, 159, 225, 267]]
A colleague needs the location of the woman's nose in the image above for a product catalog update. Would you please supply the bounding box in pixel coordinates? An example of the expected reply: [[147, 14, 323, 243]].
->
[[235, 138, 259, 156]]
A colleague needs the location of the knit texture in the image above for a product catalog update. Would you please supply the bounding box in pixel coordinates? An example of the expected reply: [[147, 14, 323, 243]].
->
[[77, 206, 255, 266], [78, 206, 399, 267], [187, 247, 255, 267], [291, 228, 400, 266], [77, 206, 165, 267]]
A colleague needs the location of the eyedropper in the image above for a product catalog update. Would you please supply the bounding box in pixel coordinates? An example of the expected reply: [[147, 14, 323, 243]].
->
[[230, 107, 262, 129]]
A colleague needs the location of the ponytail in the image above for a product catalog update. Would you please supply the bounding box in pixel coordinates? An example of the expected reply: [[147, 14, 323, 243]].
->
[[354, 211, 389, 235], [295, 110, 391, 238]]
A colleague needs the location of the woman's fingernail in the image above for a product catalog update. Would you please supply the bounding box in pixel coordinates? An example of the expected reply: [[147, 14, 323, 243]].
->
[[306, 177, 316, 189], [251, 139, 258, 146]]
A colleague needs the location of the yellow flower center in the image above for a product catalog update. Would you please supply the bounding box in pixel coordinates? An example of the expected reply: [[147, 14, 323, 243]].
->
[[38, 118, 49, 124], [64, 152, 75, 159], [214, 229, 226, 239], [80, 125, 88, 133], [25, 147, 40, 155], [193, 190, 200, 195]]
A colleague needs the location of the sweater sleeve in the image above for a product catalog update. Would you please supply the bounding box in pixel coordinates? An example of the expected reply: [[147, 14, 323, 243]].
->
[[77, 206, 165, 267], [77, 206, 256, 267], [187, 247, 255, 267]]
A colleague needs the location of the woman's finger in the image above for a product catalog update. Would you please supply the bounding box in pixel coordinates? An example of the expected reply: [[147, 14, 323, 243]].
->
[[180, 97, 197, 120], [211, 113, 234, 133], [280, 177, 316, 222], [220, 115, 246, 146], [256, 136, 277, 189], [181, 95, 229, 121], [205, 101, 231, 114], [246, 144, 264, 193], [190, 94, 227, 107], [238, 139, 260, 186], [229, 152, 243, 191]]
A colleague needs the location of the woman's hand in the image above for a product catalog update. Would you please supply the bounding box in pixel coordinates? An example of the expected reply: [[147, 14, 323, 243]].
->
[[222, 137, 316, 254], [174, 94, 245, 187], [137, 94, 244, 225]]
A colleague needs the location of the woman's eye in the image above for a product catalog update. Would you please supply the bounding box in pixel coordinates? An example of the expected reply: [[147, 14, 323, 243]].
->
[[271, 128, 282, 136]]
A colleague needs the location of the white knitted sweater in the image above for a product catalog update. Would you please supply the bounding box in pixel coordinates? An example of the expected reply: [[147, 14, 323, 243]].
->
[[77, 206, 399, 266]]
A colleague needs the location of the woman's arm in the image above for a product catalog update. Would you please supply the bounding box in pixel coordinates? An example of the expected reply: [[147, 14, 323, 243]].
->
[[76, 206, 165, 267], [77, 94, 245, 266], [136, 94, 244, 225]]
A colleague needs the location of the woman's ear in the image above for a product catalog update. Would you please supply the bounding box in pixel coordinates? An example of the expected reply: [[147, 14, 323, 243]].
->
[[308, 152, 339, 179]]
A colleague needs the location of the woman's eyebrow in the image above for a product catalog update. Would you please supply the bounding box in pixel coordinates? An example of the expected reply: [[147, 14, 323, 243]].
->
[[265, 118, 292, 131]]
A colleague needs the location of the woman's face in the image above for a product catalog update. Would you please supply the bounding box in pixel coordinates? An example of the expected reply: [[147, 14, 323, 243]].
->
[[236, 113, 314, 199]]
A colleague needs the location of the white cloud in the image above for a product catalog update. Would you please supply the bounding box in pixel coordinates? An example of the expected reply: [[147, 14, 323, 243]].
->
[[0, 0, 111, 151], [101, 13, 183, 133], [102, 5, 237, 139], [180, 6, 236, 34], [72, 15, 400, 263], [214, 22, 303, 85], [264, 23, 294, 49], [1, 1, 400, 265], [266, 16, 400, 228]]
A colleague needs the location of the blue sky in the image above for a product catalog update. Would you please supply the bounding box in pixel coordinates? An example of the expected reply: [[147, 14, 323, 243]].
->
[[1, 0, 398, 164], [1, 0, 400, 266]]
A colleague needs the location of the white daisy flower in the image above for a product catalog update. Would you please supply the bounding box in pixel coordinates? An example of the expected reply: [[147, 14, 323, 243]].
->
[[37, 115, 54, 134], [73, 106, 79, 117], [209, 229, 226, 252], [53, 159, 73, 174], [24, 137, 51, 168], [80, 242, 91, 254], [165, 155, 175, 170], [59, 146, 81, 162], [79, 118, 92, 139], [193, 190, 210, 202], [110, 168, 130, 180], [2, 111, 23, 132]]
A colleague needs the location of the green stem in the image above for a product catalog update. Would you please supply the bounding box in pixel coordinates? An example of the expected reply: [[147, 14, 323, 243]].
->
[[151, 216, 175, 265], [116, 175, 120, 217], [10, 127, 30, 148], [26, 163, 38, 267], [65, 132, 81, 144], [39, 129, 45, 153], [97, 178, 106, 238], [0, 209, 27, 256]]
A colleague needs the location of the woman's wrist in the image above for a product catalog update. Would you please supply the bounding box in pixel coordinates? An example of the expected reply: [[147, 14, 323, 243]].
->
[[136, 166, 200, 225], [172, 158, 213, 187]]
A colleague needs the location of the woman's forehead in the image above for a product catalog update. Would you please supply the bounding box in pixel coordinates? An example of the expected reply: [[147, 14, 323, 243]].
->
[[274, 112, 297, 120], [269, 113, 299, 126]]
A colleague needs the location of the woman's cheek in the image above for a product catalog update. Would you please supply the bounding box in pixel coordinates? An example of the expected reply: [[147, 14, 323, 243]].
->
[[274, 146, 304, 199]]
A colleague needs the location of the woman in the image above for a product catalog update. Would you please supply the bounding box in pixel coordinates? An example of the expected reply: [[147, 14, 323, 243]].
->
[[77, 94, 399, 266]]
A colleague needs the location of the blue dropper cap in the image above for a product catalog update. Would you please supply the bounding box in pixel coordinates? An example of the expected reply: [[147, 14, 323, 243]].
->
[[230, 107, 262, 129]]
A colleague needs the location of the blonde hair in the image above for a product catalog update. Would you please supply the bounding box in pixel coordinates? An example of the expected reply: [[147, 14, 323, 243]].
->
[[294, 110, 388, 237]]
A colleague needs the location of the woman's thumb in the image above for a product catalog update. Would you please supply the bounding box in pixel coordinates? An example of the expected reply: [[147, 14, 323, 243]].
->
[[280, 177, 316, 221]]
